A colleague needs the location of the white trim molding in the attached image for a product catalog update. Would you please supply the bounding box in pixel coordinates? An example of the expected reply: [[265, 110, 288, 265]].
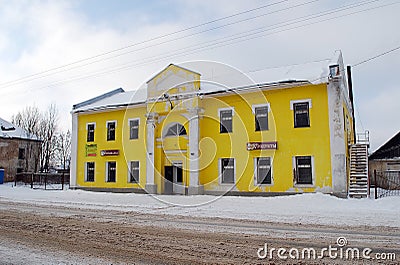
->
[[218, 157, 236, 185], [253, 156, 274, 186], [86, 122, 96, 129], [128, 118, 140, 140], [290, 99, 312, 110], [292, 155, 315, 187], [251, 103, 270, 113], [218, 107, 235, 117]]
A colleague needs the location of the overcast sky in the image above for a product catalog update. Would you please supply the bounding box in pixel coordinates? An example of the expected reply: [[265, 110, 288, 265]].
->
[[0, 0, 399, 151]]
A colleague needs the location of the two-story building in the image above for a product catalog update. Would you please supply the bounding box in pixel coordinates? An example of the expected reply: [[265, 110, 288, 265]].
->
[[0, 117, 41, 181], [70, 51, 355, 197]]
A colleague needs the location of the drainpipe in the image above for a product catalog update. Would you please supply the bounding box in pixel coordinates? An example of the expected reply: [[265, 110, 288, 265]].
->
[[347, 66, 356, 144]]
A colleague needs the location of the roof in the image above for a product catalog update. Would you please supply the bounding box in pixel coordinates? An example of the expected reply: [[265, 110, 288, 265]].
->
[[73, 88, 124, 110], [369, 131, 400, 160], [73, 88, 147, 112], [73, 51, 344, 113], [146, 63, 201, 84], [72, 80, 311, 113], [0, 117, 41, 141]]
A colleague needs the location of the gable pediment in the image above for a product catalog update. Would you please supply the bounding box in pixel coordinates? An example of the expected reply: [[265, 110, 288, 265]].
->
[[147, 64, 200, 99]]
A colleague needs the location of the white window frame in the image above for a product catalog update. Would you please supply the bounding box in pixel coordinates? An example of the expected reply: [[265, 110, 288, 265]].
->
[[86, 122, 96, 142], [86, 122, 96, 129], [163, 122, 187, 138], [252, 103, 270, 131], [290, 99, 312, 110], [292, 155, 315, 187], [128, 160, 140, 183], [218, 107, 234, 133], [105, 161, 117, 183], [253, 157, 273, 186], [252, 103, 270, 113], [291, 99, 311, 128], [84, 161, 95, 182], [106, 120, 117, 141], [219, 158, 236, 185], [128, 118, 140, 140]]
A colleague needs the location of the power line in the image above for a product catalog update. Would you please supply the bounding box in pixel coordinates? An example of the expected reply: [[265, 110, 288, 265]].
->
[[0, 0, 290, 87], [202, 58, 331, 80], [351, 44, 400, 132], [0, 0, 396, 95], [25, 0, 394, 94], [0, 0, 322, 89], [1, 0, 384, 91], [58, 0, 391, 80], [353, 45, 400, 67]]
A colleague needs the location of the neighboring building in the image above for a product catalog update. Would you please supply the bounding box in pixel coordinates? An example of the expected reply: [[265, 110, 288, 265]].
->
[[0, 118, 41, 181], [369, 131, 400, 173], [70, 51, 356, 197]]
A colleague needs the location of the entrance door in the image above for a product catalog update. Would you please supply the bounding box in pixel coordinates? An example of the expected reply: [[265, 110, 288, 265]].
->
[[164, 166, 173, 195], [164, 164, 185, 195], [173, 165, 185, 195]]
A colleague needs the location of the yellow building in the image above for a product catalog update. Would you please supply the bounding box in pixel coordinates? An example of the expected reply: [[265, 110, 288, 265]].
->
[[70, 51, 355, 197]]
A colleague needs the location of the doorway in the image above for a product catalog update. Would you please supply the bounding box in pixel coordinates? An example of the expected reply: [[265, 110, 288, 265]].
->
[[164, 163, 184, 194]]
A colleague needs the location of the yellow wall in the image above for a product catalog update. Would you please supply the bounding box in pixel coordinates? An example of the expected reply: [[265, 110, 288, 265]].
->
[[199, 83, 332, 192], [76, 105, 147, 189], [75, 83, 334, 193]]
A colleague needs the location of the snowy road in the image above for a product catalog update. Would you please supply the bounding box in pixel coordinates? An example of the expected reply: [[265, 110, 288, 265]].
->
[[0, 199, 399, 264]]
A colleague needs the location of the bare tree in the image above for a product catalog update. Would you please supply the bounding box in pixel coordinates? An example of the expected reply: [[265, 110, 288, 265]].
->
[[38, 104, 58, 172], [12, 106, 41, 172], [54, 130, 71, 170], [13, 104, 64, 173], [12, 106, 41, 137]]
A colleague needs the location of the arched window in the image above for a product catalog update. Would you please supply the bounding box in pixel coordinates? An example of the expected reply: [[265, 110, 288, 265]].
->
[[165, 123, 187, 137]]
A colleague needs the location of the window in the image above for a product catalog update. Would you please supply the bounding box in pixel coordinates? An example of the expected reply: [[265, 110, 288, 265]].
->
[[107, 121, 116, 141], [18, 148, 25, 160], [106, 161, 116, 182], [293, 102, 310, 128], [165, 123, 187, 137], [295, 156, 312, 185], [220, 109, 233, 133], [129, 119, 139, 140], [221, 158, 235, 184], [87, 123, 95, 142], [255, 157, 272, 184], [254, 105, 269, 131], [86, 162, 95, 182], [129, 161, 139, 183]]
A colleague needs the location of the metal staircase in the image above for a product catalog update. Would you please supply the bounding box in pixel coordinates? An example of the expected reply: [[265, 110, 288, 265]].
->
[[348, 132, 369, 198]]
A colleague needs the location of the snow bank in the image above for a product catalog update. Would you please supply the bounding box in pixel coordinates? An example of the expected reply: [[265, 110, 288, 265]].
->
[[0, 183, 399, 227]]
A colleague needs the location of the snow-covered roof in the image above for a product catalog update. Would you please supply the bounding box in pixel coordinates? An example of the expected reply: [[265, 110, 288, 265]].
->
[[247, 59, 330, 85], [0, 117, 40, 141], [369, 130, 400, 160], [73, 51, 343, 113], [73, 88, 147, 112]]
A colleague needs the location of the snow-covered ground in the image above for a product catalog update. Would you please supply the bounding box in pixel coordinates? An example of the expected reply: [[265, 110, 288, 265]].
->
[[0, 183, 399, 228]]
